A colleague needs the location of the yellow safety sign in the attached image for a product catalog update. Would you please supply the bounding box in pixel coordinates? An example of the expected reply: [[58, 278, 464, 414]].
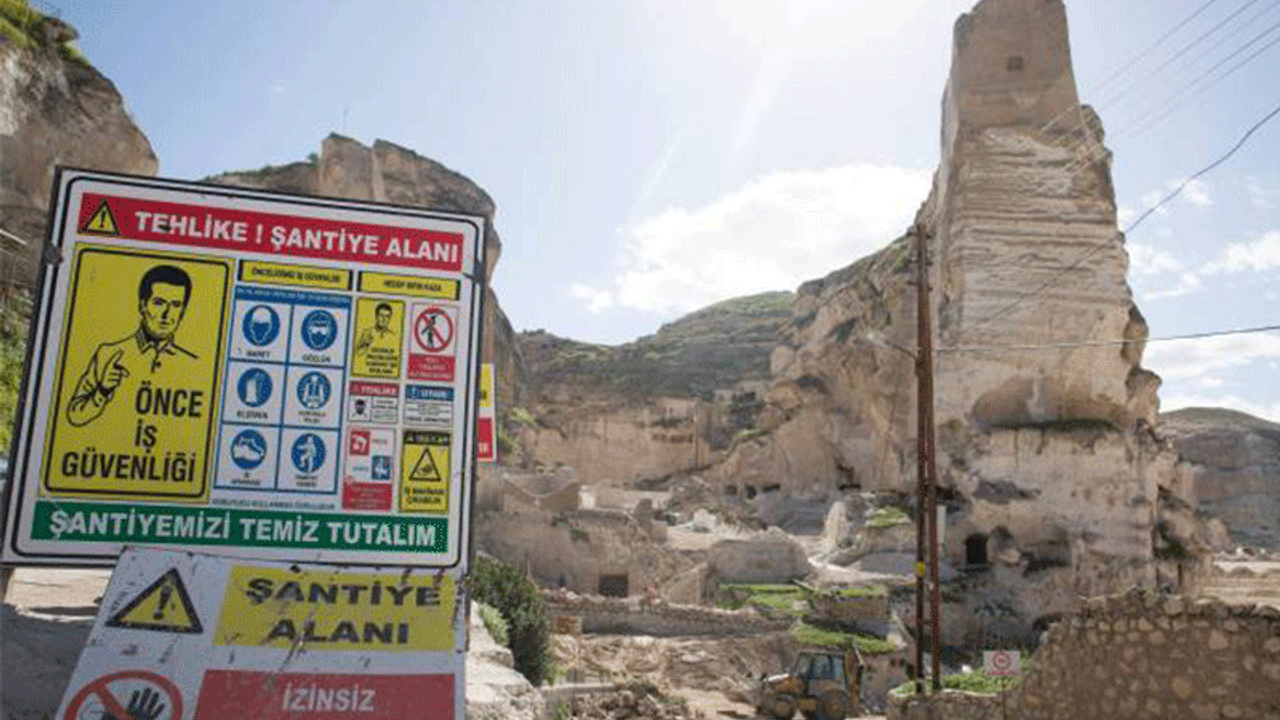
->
[[238, 260, 351, 290], [43, 247, 231, 500], [350, 298, 404, 378], [106, 568, 203, 633], [216, 566, 455, 651], [80, 199, 120, 236], [401, 430, 449, 513], [479, 363, 494, 410], [359, 271, 460, 300]]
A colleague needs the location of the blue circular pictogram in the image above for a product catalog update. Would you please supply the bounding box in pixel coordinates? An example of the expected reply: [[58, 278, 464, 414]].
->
[[236, 367, 273, 408], [291, 433, 326, 473], [301, 309, 339, 351], [229, 428, 268, 470], [296, 371, 331, 409], [242, 304, 281, 347]]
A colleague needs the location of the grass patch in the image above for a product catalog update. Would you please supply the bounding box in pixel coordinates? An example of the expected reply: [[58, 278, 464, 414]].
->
[[866, 506, 910, 528], [892, 667, 1022, 696], [0, 291, 31, 452], [791, 621, 896, 655], [834, 585, 887, 598]]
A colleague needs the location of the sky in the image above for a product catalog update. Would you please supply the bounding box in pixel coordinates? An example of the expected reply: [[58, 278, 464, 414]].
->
[[48, 0, 1280, 422]]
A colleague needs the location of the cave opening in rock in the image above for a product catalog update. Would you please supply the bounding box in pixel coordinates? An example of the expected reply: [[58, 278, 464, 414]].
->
[[965, 533, 990, 568]]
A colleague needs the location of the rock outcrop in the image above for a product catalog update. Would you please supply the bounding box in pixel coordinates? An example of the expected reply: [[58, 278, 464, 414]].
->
[[206, 134, 528, 413], [0, 29, 157, 288], [711, 0, 1207, 643], [1161, 407, 1280, 550], [513, 291, 790, 484]]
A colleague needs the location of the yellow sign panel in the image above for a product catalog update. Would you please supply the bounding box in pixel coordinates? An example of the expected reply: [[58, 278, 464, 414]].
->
[[401, 430, 450, 513], [360, 271, 460, 300], [106, 568, 203, 633], [216, 566, 455, 651], [80, 199, 119, 236], [44, 246, 230, 500], [239, 260, 351, 290], [479, 363, 494, 410], [351, 297, 404, 378]]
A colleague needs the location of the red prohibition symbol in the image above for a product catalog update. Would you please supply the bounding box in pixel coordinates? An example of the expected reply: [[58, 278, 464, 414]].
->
[[413, 306, 454, 353], [65, 669, 183, 720]]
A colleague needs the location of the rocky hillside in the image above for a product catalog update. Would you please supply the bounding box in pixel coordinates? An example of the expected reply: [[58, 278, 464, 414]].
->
[[519, 290, 791, 403], [0, 6, 157, 289], [1160, 407, 1280, 549]]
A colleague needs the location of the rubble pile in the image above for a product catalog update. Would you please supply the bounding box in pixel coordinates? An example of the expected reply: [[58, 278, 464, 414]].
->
[[558, 683, 709, 720]]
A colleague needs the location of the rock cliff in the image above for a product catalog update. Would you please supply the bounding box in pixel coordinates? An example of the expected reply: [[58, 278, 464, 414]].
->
[[1161, 407, 1280, 550], [0, 20, 157, 289], [708, 0, 1207, 642]]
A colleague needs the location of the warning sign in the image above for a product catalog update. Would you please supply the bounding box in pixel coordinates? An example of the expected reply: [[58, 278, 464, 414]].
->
[[401, 430, 450, 513], [344, 426, 396, 511], [44, 247, 230, 500], [194, 671, 455, 720], [351, 298, 404, 378], [4, 170, 484, 569], [477, 363, 496, 463], [54, 548, 467, 720], [79, 198, 120, 236], [106, 568, 203, 633], [983, 650, 1021, 677], [406, 303, 458, 382], [63, 670, 182, 720], [216, 565, 456, 651]]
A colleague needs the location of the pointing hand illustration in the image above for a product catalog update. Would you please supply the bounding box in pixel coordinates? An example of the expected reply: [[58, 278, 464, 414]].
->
[[101, 349, 129, 393]]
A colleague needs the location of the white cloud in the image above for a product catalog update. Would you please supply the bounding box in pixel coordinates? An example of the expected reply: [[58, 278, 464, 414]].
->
[[1160, 393, 1280, 425], [1139, 190, 1167, 216], [1203, 230, 1280, 275], [574, 164, 931, 315], [1179, 178, 1212, 207], [1141, 271, 1201, 300], [1245, 178, 1278, 210], [1144, 331, 1280, 382], [570, 284, 615, 314], [1127, 243, 1181, 276], [1117, 206, 1135, 226]]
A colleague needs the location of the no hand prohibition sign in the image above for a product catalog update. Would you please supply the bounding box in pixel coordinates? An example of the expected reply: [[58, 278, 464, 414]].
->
[[983, 649, 1020, 677], [65, 670, 182, 720], [413, 306, 454, 353]]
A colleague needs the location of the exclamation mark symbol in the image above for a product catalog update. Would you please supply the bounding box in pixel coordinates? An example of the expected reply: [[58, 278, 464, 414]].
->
[[154, 583, 173, 621]]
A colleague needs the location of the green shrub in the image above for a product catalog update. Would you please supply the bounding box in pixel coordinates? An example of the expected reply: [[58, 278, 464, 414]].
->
[[475, 601, 508, 646], [0, 291, 31, 452], [469, 555, 552, 685]]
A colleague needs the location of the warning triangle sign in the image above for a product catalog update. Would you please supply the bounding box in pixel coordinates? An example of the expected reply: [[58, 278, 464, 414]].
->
[[106, 568, 203, 634], [410, 446, 442, 482], [80, 199, 120, 236]]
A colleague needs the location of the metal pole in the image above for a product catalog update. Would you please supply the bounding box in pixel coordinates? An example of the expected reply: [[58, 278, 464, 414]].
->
[[912, 223, 927, 695]]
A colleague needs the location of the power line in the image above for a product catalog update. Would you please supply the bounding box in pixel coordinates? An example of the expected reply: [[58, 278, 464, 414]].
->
[[961, 97, 1280, 332], [1038, 0, 1229, 136], [938, 322, 1280, 354]]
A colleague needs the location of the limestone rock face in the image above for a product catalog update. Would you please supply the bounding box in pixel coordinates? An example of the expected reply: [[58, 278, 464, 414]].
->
[[205, 135, 528, 413], [708, 0, 1202, 642], [1161, 408, 1280, 549], [0, 42, 157, 287]]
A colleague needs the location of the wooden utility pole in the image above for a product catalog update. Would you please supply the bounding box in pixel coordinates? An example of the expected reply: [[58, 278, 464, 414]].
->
[[914, 223, 942, 692]]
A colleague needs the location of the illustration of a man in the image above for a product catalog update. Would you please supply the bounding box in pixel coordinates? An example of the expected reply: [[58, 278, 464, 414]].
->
[[66, 265, 196, 427], [355, 302, 396, 356]]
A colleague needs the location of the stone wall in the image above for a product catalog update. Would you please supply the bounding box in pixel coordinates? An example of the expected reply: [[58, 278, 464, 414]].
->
[[888, 591, 1280, 720], [544, 591, 791, 638]]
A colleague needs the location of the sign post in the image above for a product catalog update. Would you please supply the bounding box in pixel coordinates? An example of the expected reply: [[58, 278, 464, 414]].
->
[[983, 650, 1021, 720]]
